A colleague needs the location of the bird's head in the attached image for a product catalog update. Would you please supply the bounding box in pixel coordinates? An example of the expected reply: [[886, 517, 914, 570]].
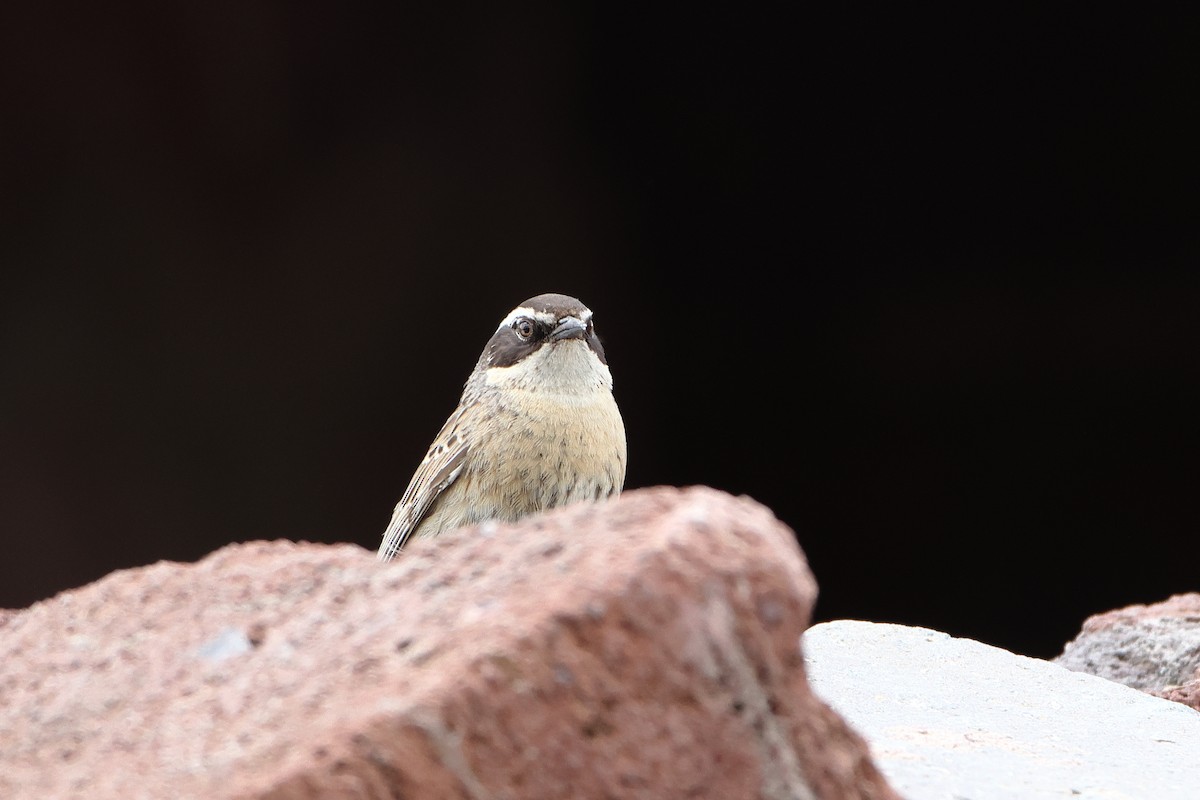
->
[[475, 293, 612, 395]]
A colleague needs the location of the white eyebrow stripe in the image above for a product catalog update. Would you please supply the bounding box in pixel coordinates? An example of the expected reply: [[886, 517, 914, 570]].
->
[[496, 307, 565, 330]]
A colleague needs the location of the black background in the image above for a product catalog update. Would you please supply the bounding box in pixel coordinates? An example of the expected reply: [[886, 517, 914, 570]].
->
[[2, 5, 1196, 659]]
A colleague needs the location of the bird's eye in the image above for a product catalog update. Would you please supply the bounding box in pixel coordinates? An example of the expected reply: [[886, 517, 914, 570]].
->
[[513, 318, 536, 340], [586, 319, 595, 335]]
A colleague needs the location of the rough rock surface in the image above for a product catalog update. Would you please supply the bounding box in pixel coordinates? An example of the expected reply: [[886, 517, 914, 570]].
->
[[1053, 593, 1200, 707], [0, 486, 899, 800], [1157, 672, 1200, 711], [804, 620, 1200, 800]]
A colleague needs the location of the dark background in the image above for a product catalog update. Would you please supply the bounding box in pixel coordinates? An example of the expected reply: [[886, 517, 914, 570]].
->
[[2, 5, 1196, 659]]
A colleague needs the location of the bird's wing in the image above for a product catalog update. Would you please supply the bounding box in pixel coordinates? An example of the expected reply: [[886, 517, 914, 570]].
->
[[377, 410, 471, 562]]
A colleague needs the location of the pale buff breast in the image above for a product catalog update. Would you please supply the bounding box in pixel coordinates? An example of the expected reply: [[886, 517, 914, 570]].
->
[[411, 388, 626, 541]]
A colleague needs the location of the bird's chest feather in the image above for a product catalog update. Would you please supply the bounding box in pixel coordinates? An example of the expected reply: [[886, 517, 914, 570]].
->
[[471, 390, 625, 508]]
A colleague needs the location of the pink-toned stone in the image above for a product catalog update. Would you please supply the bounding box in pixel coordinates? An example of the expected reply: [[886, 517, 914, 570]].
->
[[1155, 670, 1200, 712], [1074, 593, 1200, 633], [0, 486, 899, 800], [1054, 592, 1200, 704]]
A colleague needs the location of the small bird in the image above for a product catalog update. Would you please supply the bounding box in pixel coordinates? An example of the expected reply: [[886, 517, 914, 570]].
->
[[377, 293, 627, 561]]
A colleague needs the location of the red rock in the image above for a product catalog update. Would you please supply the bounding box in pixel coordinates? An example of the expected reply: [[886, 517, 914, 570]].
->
[[1075, 593, 1200, 633], [1155, 670, 1200, 712], [0, 486, 899, 800]]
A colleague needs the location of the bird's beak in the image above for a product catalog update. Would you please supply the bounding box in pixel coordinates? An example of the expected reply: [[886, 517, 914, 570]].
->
[[549, 318, 587, 342]]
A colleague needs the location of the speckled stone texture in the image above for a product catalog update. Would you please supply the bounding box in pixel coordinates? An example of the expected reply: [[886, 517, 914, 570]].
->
[[0, 485, 899, 800], [1054, 592, 1200, 710]]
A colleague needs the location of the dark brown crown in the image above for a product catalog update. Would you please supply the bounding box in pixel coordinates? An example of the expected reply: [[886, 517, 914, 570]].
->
[[480, 293, 608, 369]]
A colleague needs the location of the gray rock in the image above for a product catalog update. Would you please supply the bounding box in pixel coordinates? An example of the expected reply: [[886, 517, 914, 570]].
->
[[804, 620, 1200, 800], [1057, 616, 1200, 691], [1053, 593, 1200, 696]]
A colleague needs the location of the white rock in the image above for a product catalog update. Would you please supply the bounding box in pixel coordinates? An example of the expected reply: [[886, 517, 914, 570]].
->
[[803, 620, 1200, 800]]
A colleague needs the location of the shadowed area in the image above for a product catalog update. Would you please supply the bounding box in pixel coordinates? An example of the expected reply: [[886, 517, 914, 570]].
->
[[0, 5, 1196, 659]]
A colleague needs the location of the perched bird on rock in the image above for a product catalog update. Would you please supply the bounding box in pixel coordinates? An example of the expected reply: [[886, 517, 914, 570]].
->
[[377, 293, 626, 561]]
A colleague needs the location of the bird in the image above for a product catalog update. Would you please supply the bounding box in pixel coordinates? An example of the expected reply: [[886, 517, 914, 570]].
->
[[376, 292, 627, 561]]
